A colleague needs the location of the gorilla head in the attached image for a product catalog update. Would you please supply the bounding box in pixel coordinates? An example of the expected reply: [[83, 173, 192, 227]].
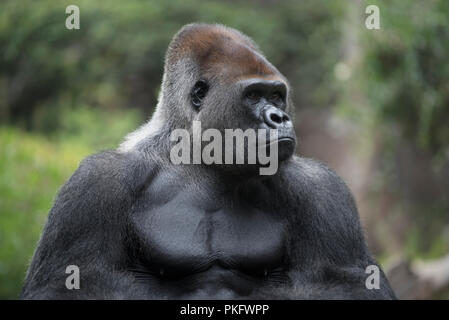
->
[[120, 23, 296, 173]]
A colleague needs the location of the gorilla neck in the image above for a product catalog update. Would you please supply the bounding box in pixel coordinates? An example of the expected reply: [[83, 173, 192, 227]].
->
[[120, 110, 285, 186], [119, 104, 181, 153]]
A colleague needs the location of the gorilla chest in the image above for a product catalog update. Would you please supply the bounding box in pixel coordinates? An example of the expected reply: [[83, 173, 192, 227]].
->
[[132, 192, 286, 277]]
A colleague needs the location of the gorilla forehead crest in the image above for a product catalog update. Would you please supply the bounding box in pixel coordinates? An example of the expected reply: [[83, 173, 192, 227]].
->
[[166, 24, 282, 81]]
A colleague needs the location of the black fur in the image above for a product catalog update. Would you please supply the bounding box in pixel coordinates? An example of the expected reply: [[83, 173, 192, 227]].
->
[[21, 24, 396, 299]]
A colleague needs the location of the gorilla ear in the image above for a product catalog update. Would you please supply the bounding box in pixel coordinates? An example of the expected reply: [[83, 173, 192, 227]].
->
[[191, 80, 209, 109]]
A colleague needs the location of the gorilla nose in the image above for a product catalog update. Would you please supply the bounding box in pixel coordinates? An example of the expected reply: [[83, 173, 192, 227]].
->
[[263, 107, 291, 129]]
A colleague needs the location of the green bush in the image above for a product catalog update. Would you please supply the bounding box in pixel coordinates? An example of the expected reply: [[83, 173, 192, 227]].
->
[[360, 0, 449, 156], [0, 106, 139, 298], [0, 0, 344, 132], [0, 127, 89, 298]]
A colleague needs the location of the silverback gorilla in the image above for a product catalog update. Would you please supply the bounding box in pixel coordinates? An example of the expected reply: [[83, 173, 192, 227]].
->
[[21, 24, 396, 299]]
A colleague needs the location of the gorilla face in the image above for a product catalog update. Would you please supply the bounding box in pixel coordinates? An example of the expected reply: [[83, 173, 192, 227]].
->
[[190, 75, 296, 167], [176, 26, 297, 169], [238, 78, 296, 161]]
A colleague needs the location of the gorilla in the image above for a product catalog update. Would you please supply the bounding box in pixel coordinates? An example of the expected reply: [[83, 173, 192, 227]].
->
[[21, 24, 396, 299]]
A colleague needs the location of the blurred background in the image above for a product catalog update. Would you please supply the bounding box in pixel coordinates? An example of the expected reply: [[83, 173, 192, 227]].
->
[[0, 0, 448, 299]]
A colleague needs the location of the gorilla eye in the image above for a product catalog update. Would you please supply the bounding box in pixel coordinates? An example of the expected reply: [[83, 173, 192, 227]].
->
[[245, 90, 261, 103], [191, 80, 209, 108], [269, 92, 283, 104]]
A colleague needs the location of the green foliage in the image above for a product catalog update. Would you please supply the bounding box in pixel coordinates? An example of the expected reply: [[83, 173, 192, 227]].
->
[[56, 106, 142, 150], [360, 0, 449, 157], [0, 127, 91, 298], [342, 0, 449, 259], [0, 0, 344, 132], [0, 106, 138, 298]]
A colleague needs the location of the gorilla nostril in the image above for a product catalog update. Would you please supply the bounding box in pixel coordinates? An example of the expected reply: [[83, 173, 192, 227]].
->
[[282, 114, 290, 122], [264, 107, 290, 128], [270, 112, 283, 124]]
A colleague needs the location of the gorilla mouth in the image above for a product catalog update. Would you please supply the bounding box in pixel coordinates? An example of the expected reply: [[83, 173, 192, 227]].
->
[[277, 136, 295, 143], [277, 137, 296, 160], [262, 136, 296, 161]]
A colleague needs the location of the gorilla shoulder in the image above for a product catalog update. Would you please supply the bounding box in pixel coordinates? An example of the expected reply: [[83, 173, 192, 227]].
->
[[281, 156, 366, 253], [65, 150, 158, 202], [286, 155, 358, 209]]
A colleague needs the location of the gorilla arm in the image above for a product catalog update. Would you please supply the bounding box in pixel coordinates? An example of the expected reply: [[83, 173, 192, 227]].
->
[[279, 157, 396, 299], [21, 151, 154, 299]]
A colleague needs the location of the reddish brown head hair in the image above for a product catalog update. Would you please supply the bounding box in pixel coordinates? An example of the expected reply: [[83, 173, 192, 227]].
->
[[166, 24, 283, 82]]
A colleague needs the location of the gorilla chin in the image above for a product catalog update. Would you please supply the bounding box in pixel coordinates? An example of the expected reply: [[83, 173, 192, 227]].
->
[[275, 136, 296, 161], [220, 135, 296, 178], [258, 135, 296, 162]]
